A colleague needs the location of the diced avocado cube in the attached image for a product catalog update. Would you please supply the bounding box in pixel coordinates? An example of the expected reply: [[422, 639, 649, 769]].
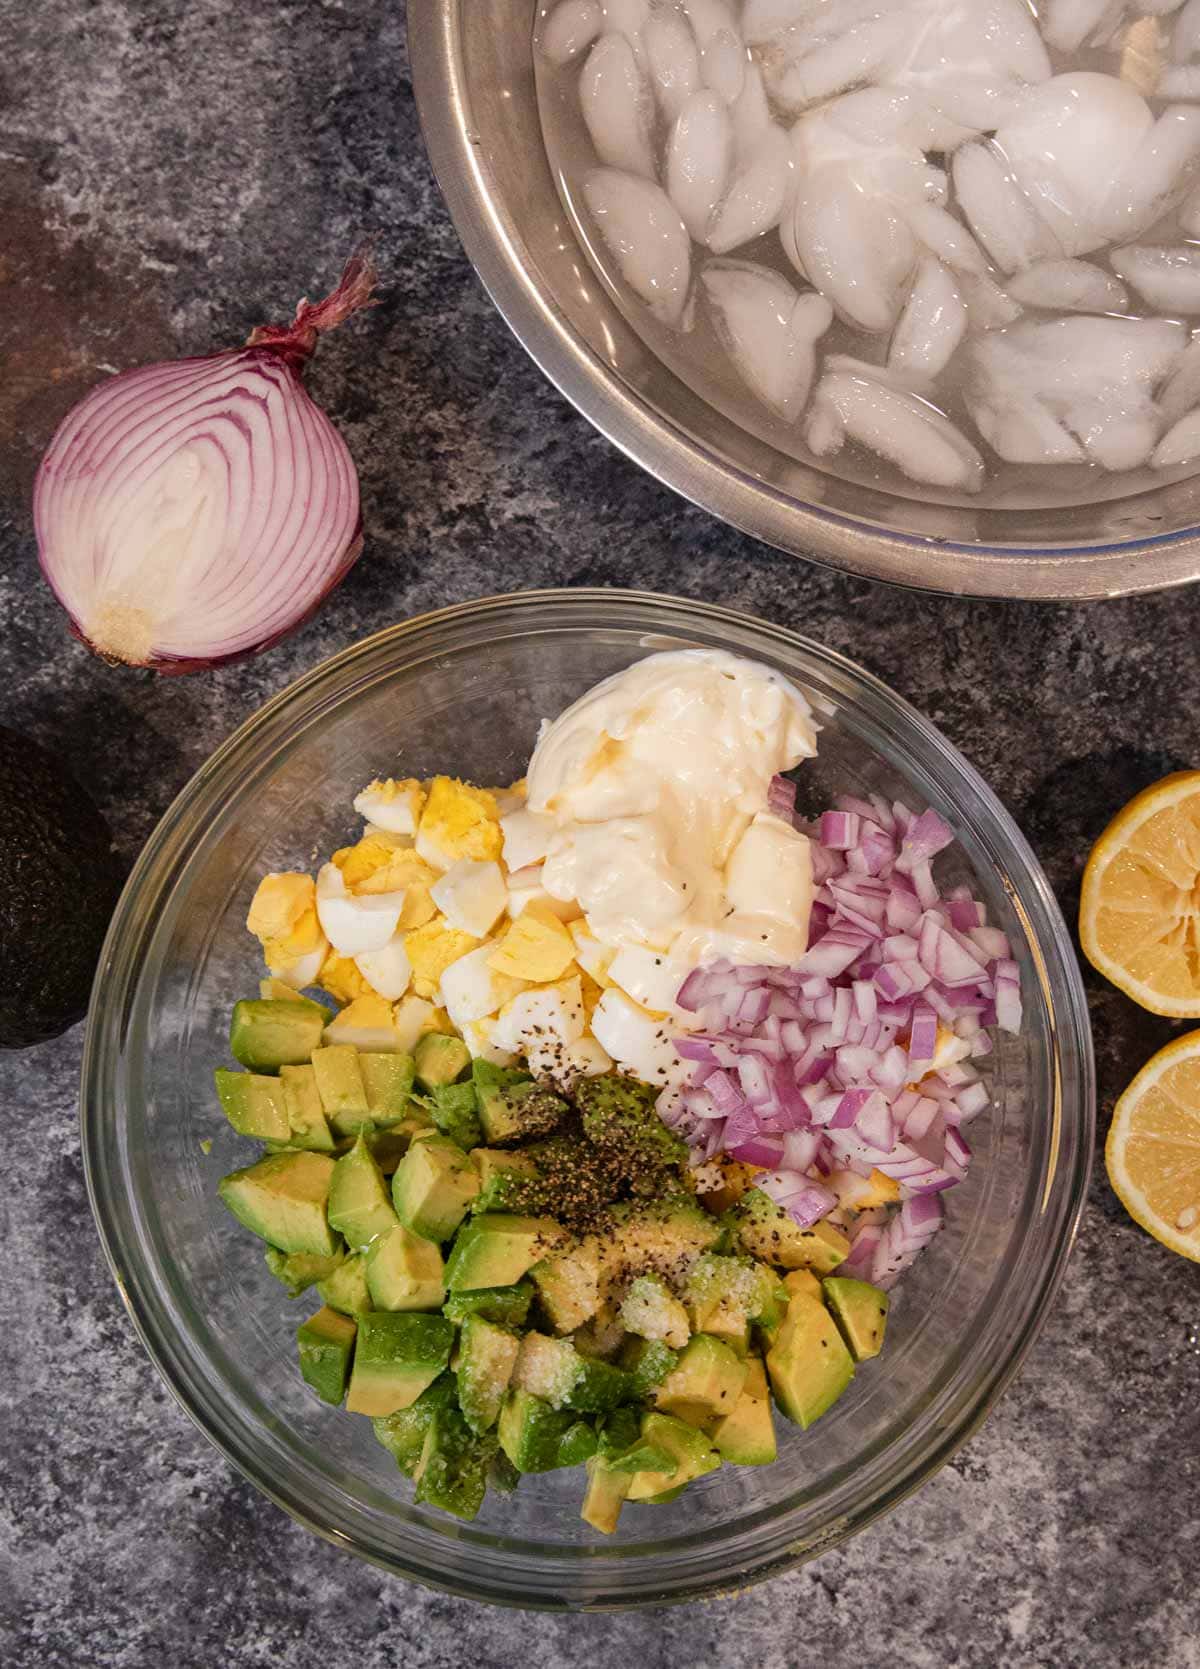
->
[[470, 1058, 531, 1143], [574, 1073, 689, 1170], [296, 1306, 356, 1405], [573, 1303, 628, 1363], [471, 1147, 540, 1212], [278, 1064, 336, 1151], [372, 1372, 458, 1475], [428, 1081, 484, 1150], [265, 1244, 345, 1297], [497, 1389, 575, 1473], [357, 1126, 420, 1175], [655, 1334, 748, 1427], [582, 1457, 630, 1534], [760, 1268, 821, 1346], [684, 1254, 768, 1353], [766, 1290, 855, 1429], [457, 1314, 520, 1434], [601, 1199, 723, 1288], [489, 1449, 521, 1495], [619, 1335, 678, 1397], [392, 1134, 480, 1242], [565, 1356, 630, 1415], [822, 1276, 890, 1362], [442, 1280, 535, 1328], [229, 997, 328, 1071], [557, 1419, 599, 1468], [345, 1311, 455, 1416], [219, 1150, 338, 1256], [734, 1191, 850, 1273], [327, 1135, 399, 1251], [478, 1079, 567, 1145], [413, 1031, 471, 1090], [625, 1413, 720, 1501], [597, 1407, 676, 1475], [413, 1402, 494, 1521], [640, 1482, 687, 1504], [444, 1214, 566, 1292], [359, 1051, 416, 1126], [317, 1250, 372, 1316], [512, 1332, 630, 1414], [530, 1239, 603, 1334], [366, 1223, 445, 1311], [620, 1274, 690, 1349], [214, 1069, 290, 1141], [311, 1045, 371, 1135], [710, 1354, 776, 1466]]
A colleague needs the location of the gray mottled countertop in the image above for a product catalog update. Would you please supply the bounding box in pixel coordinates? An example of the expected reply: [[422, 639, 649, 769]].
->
[[2, 2, 1199, 1664]]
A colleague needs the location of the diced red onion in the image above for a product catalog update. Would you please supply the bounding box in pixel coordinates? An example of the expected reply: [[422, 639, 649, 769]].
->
[[768, 773, 798, 821], [838, 1221, 884, 1279], [757, 1170, 837, 1227], [731, 1137, 785, 1168], [820, 810, 861, 849], [34, 247, 375, 672]]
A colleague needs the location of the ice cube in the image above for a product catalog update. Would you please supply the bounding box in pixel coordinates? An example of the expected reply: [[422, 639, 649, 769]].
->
[[702, 261, 833, 417], [644, 9, 701, 122], [1110, 244, 1200, 314], [1006, 258, 1129, 313], [888, 256, 969, 382], [666, 91, 734, 241], [580, 34, 657, 179], [952, 141, 1050, 273], [806, 362, 986, 490], [707, 124, 793, 253], [583, 166, 693, 323], [541, 0, 604, 65], [701, 28, 747, 104], [1152, 406, 1200, 465], [1158, 332, 1200, 422]]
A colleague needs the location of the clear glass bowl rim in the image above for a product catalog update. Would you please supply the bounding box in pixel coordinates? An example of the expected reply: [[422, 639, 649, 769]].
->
[[81, 588, 1095, 1609]]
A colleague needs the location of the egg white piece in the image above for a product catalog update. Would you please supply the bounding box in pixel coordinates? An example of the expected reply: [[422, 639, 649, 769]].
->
[[354, 935, 413, 1000], [500, 807, 555, 872], [441, 943, 529, 1028], [431, 858, 509, 938], [315, 864, 406, 956], [590, 988, 682, 1086]]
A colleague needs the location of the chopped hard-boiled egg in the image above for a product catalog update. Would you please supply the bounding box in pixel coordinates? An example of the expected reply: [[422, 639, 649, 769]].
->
[[246, 872, 315, 942], [500, 807, 554, 872], [930, 1025, 974, 1075], [460, 1016, 519, 1068], [318, 950, 369, 1006], [606, 944, 688, 1016], [353, 777, 426, 836], [353, 847, 439, 931], [324, 994, 406, 1051], [589, 989, 681, 1087], [440, 942, 529, 1028], [493, 975, 586, 1078], [316, 863, 406, 957], [568, 918, 614, 985], [491, 778, 528, 816], [393, 993, 443, 1052], [333, 834, 413, 890], [561, 1035, 614, 1077], [505, 865, 582, 923], [403, 916, 481, 999], [431, 858, 508, 939], [488, 901, 577, 982], [354, 935, 413, 1001], [415, 777, 502, 871], [828, 1168, 901, 1211]]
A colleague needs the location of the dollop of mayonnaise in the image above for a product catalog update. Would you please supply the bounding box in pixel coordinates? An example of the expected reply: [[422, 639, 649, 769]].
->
[[526, 649, 818, 970]]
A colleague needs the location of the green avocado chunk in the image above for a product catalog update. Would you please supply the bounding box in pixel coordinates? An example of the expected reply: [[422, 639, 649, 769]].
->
[[359, 1052, 416, 1126], [428, 1081, 484, 1150], [471, 1147, 540, 1212], [709, 1355, 777, 1465], [513, 1332, 631, 1413], [530, 1238, 604, 1334], [413, 1401, 495, 1520], [373, 1373, 459, 1475], [822, 1276, 890, 1362], [345, 1312, 455, 1416], [457, 1314, 521, 1434], [619, 1335, 678, 1397], [327, 1134, 399, 1251], [442, 1280, 535, 1328], [444, 1214, 566, 1292], [497, 1389, 576, 1473], [317, 1250, 372, 1316], [625, 1413, 720, 1501], [311, 1045, 371, 1135], [366, 1223, 445, 1311], [654, 1334, 748, 1427], [581, 1457, 630, 1534], [229, 997, 328, 1071], [413, 1031, 471, 1090], [574, 1073, 689, 1170], [766, 1290, 855, 1428], [277, 1064, 336, 1151], [734, 1190, 850, 1273], [265, 1244, 345, 1297], [478, 1077, 567, 1146], [392, 1134, 480, 1242], [296, 1306, 357, 1405], [218, 1150, 338, 1256], [214, 1068, 290, 1141]]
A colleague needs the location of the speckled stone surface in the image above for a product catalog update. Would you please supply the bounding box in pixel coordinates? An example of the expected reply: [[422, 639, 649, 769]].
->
[[1, 2, 1199, 1663]]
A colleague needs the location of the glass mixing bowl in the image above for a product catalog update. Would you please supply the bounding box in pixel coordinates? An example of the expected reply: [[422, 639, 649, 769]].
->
[[83, 591, 1093, 1609]]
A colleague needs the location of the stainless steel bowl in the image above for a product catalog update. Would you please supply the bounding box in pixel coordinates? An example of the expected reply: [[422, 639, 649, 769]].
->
[[410, 0, 1200, 600]]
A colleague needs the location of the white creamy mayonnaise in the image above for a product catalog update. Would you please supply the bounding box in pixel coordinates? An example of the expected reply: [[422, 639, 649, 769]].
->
[[525, 649, 818, 976]]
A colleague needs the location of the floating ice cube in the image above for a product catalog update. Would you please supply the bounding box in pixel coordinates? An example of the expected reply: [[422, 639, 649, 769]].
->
[[542, 0, 604, 65], [580, 34, 657, 179], [951, 141, 1050, 272], [584, 167, 693, 323], [1151, 406, 1200, 465], [707, 124, 793, 253], [964, 315, 1186, 469], [682, 0, 742, 50], [644, 9, 701, 122], [666, 91, 734, 241], [765, 11, 912, 112], [730, 61, 773, 162], [806, 360, 986, 490], [1006, 258, 1130, 313], [1158, 332, 1200, 421], [602, 0, 651, 63], [888, 256, 969, 382], [701, 261, 833, 417], [702, 28, 748, 104], [1110, 245, 1200, 313]]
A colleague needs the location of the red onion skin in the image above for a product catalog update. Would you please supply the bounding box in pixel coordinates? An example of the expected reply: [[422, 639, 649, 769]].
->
[[35, 246, 375, 675]]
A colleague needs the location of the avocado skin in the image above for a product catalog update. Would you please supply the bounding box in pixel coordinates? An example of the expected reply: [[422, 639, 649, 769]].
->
[[0, 726, 123, 1048]]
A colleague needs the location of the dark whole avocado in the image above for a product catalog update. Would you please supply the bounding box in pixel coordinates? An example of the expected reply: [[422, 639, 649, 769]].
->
[[0, 726, 124, 1048]]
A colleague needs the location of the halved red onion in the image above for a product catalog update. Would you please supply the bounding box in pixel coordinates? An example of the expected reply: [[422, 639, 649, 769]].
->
[[34, 246, 375, 673]]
